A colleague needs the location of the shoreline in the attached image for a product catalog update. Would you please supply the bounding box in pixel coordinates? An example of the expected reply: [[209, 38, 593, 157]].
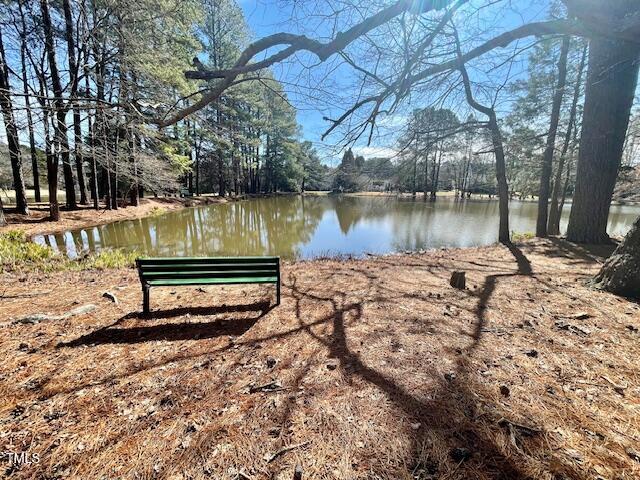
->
[[0, 196, 225, 238]]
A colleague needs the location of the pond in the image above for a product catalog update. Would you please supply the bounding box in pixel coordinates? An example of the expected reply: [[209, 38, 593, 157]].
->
[[33, 195, 640, 260]]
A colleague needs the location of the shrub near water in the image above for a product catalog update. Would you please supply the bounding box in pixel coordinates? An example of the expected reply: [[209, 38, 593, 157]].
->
[[0, 230, 57, 270], [150, 206, 167, 216], [0, 230, 137, 272], [82, 249, 138, 270], [511, 231, 535, 242]]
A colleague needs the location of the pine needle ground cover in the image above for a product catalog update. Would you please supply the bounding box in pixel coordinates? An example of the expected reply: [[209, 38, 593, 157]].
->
[[1, 240, 639, 479]]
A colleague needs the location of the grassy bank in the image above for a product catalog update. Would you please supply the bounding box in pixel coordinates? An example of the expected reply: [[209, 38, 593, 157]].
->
[[0, 230, 137, 273], [1, 239, 638, 479]]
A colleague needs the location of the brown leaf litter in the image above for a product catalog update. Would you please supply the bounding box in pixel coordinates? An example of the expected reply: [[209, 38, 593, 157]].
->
[[0, 238, 639, 479]]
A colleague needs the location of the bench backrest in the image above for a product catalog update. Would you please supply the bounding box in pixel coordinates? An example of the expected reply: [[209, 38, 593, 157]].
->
[[136, 256, 280, 283]]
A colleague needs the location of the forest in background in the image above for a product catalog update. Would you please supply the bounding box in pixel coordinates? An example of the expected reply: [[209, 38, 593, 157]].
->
[[0, 0, 332, 222]]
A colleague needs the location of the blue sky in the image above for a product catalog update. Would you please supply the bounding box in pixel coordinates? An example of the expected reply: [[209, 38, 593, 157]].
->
[[3, 1, 636, 165], [237, 0, 554, 165], [240, 2, 317, 136], [0, 0, 584, 164], [239, 0, 359, 165], [237, 0, 430, 164]]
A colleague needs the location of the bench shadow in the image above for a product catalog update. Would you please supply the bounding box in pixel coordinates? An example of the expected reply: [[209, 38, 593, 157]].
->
[[59, 301, 271, 347], [143, 302, 272, 319]]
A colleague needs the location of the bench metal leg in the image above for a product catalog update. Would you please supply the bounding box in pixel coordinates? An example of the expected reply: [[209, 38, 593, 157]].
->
[[276, 281, 281, 306], [143, 286, 150, 316]]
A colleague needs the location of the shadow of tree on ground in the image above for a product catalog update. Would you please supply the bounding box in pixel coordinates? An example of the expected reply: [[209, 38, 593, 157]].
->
[[280, 243, 541, 479]]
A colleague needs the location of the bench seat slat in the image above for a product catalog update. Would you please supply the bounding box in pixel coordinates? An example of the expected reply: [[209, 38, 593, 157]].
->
[[147, 276, 277, 286], [142, 270, 277, 279], [137, 257, 278, 265], [140, 263, 278, 271]]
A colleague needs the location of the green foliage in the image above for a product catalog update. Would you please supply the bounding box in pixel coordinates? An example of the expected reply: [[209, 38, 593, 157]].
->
[[261, 79, 301, 192], [505, 34, 588, 196], [505, 126, 544, 197], [150, 206, 168, 216], [0, 0, 325, 202], [199, 0, 248, 69], [396, 107, 461, 193], [0, 231, 137, 272], [118, 0, 204, 95], [81, 249, 138, 270], [333, 148, 361, 192], [299, 141, 330, 191], [0, 230, 57, 270], [511, 231, 535, 242]]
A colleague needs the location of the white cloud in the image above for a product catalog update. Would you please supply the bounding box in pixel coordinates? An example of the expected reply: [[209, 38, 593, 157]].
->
[[375, 113, 408, 129], [351, 146, 398, 159]]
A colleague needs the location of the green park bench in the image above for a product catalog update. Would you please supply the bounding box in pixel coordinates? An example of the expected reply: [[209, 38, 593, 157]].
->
[[136, 256, 280, 315]]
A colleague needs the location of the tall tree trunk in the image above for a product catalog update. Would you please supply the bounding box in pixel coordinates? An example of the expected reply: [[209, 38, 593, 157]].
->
[[488, 114, 510, 243], [217, 149, 225, 196], [47, 133, 61, 220], [459, 55, 510, 243], [88, 0, 104, 210], [84, 63, 99, 210], [0, 31, 29, 215], [193, 122, 200, 196], [102, 109, 113, 210], [566, 24, 640, 243], [62, 0, 88, 205], [111, 130, 119, 210], [430, 145, 443, 201], [72, 107, 88, 204], [264, 132, 270, 193], [40, 94, 60, 220], [0, 195, 6, 226], [422, 147, 430, 201], [126, 70, 139, 207], [461, 147, 471, 197], [429, 151, 437, 199], [41, 0, 77, 211], [18, 1, 41, 203], [129, 124, 139, 206], [559, 152, 573, 215], [548, 42, 587, 235], [58, 115, 76, 210], [593, 216, 640, 298], [88, 112, 99, 209], [412, 155, 417, 197], [536, 36, 570, 237]]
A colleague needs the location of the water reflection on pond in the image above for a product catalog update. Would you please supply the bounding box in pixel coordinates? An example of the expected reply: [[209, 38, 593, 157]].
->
[[33, 195, 640, 260]]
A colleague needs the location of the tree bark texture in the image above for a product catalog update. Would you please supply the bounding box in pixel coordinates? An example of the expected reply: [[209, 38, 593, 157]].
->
[[536, 36, 569, 237], [566, 27, 640, 243], [593, 216, 640, 298], [548, 42, 587, 235], [0, 30, 29, 215]]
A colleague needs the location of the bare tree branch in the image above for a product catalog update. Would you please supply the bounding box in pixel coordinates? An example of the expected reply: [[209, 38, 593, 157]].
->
[[158, 1, 640, 130], [156, 0, 459, 127]]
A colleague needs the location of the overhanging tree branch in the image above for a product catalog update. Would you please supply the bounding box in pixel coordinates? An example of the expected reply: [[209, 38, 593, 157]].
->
[[158, 1, 640, 130], [156, 0, 459, 127]]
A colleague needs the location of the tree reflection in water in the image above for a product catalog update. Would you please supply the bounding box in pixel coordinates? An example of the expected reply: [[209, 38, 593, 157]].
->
[[35, 196, 640, 259]]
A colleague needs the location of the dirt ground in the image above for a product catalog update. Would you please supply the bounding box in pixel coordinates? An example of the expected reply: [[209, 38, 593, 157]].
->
[[1, 239, 639, 479], [0, 196, 225, 237]]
